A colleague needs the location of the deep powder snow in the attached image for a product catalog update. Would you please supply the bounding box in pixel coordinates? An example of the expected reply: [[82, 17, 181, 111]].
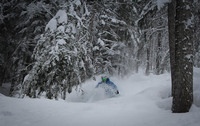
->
[[0, 68, 200, 126]]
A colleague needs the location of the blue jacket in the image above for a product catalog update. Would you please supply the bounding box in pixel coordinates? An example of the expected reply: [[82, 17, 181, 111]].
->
[[96, 78, 119, 94]]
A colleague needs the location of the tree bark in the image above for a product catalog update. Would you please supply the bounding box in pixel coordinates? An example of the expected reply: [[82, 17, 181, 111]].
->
[[135, 51, 140, 73], [169, 0, 194, 113], [145, 48, 150, 76], [168, 0, 176, 98], [155, 32, 162, 75]]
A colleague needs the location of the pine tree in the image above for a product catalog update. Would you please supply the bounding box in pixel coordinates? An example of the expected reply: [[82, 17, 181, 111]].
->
[[9, 0, 58, 96], [0, 0, 21, 89], [22, 1, 93, 99], [90, 1, 131, 76]]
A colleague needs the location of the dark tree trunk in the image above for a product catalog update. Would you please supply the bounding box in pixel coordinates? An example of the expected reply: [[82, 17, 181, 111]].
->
[[169, 0, 194, 113], [155, 32, 162, 75], [145, 48, 150, 76], [135, 52, 140, 73], [168, 0, 176, 98], [0, 68, 5, 87]]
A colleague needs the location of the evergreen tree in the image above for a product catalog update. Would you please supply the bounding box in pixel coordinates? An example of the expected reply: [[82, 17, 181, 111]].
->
[[0, 0, 21, 88], [22, 1, 92, 99], [90, 1, 132, 76]]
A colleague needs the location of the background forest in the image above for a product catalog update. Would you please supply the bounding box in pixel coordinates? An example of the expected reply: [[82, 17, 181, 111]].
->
[[0, 0, 200, 100]]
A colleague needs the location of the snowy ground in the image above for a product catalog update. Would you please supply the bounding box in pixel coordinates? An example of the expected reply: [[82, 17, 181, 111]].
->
[[0, 68, 200, 126]]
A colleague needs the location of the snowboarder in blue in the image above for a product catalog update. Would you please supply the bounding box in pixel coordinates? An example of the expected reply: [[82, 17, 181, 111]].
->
[[96, 76, 119, 97]]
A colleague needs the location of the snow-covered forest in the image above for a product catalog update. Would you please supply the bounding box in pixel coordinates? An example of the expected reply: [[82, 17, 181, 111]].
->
[[0, 0, 200, 125]]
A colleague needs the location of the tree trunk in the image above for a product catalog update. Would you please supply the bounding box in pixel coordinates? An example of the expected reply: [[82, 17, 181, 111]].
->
[[168, 0, 176, 99], [169, 0, 194, 113], [145, 48, 150, 76], [0, 67, 6, 87], [155, 32, 162, 75], [135, 52, 139, 73], [160, 51, 170, 74]]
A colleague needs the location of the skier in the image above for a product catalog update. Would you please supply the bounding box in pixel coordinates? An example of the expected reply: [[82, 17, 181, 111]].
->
[[96, 76, 119, 97]]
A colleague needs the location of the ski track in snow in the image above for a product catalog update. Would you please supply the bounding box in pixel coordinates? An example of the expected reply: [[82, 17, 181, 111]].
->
[[0, 69, 200, 126]]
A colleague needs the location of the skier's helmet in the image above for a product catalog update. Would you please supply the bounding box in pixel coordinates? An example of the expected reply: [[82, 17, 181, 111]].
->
[[101, 76, 108, 82]]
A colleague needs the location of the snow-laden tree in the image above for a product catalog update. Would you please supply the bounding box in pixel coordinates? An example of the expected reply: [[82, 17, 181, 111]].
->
[[88, 1, 133, 76], [21, 1, 93, 99], [131, 0, 170, 75], [16, 1, 57, 40], [8, 0, 59, 96], [133, 0, 157, 73], [21, 0, 137, 99], [0, 0, 21, 89]]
